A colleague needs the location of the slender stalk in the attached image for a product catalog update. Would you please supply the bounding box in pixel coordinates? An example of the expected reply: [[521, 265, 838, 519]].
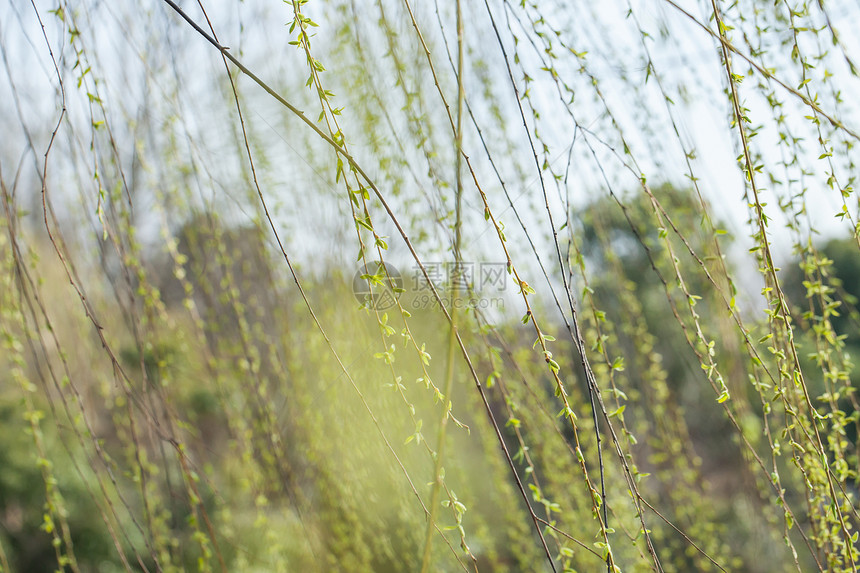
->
[[420, 1, 466, 570]]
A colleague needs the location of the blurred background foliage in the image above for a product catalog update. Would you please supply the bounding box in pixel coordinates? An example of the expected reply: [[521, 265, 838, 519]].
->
[[3, 184, 857, 571], [3, 0, 860, 571]]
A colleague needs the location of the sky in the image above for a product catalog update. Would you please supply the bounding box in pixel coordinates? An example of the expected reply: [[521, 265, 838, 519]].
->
[[3, 0, 860, 315]]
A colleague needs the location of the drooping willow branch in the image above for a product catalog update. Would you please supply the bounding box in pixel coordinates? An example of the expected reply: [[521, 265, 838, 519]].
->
[[159, 0, 561, 568]]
